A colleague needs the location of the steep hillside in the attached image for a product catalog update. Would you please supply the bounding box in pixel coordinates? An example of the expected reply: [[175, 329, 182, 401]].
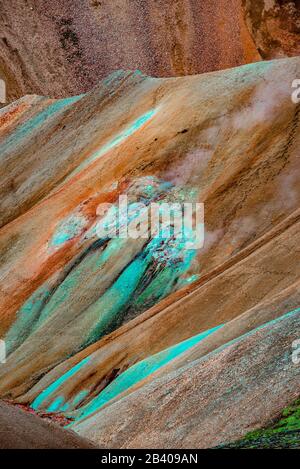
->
[[0, 56, 299, 448], [73, 309, 300, 448]]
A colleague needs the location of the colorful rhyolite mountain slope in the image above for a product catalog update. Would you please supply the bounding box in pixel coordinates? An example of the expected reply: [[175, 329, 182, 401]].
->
[[73, 309, 300, 448], [0, 56, 299, 448]]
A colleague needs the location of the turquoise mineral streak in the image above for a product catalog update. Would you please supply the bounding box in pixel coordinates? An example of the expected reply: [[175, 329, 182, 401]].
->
[[36, 238, 126, 326], [195, 307, 300, 363], [4, 284, 52, 355], [177, 274, 200, 288], [132, 267, 179, 309], [257, 307, 300, 327], [71, 108, 157, 175], [31, 356, 90, 411], [130, 249, 196, 313], [74, 324, 223, 422], [84, 222, 198, 345], [1, 95, 82, 154], [71, 390, 89, 408], [47, 396, 67, 413], [102, 70, 127, 86], [51, 214, 87, 247], [83, 253, 151, 346], [85, 211, 198, 344]]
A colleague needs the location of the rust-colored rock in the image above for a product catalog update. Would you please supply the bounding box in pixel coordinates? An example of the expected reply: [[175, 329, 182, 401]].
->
[[0, 0, 260, 102], [243, 0, 300, 58]]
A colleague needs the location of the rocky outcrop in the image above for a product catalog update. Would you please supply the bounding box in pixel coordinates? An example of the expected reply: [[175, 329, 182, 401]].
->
[[243, 0, 300, 58]]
